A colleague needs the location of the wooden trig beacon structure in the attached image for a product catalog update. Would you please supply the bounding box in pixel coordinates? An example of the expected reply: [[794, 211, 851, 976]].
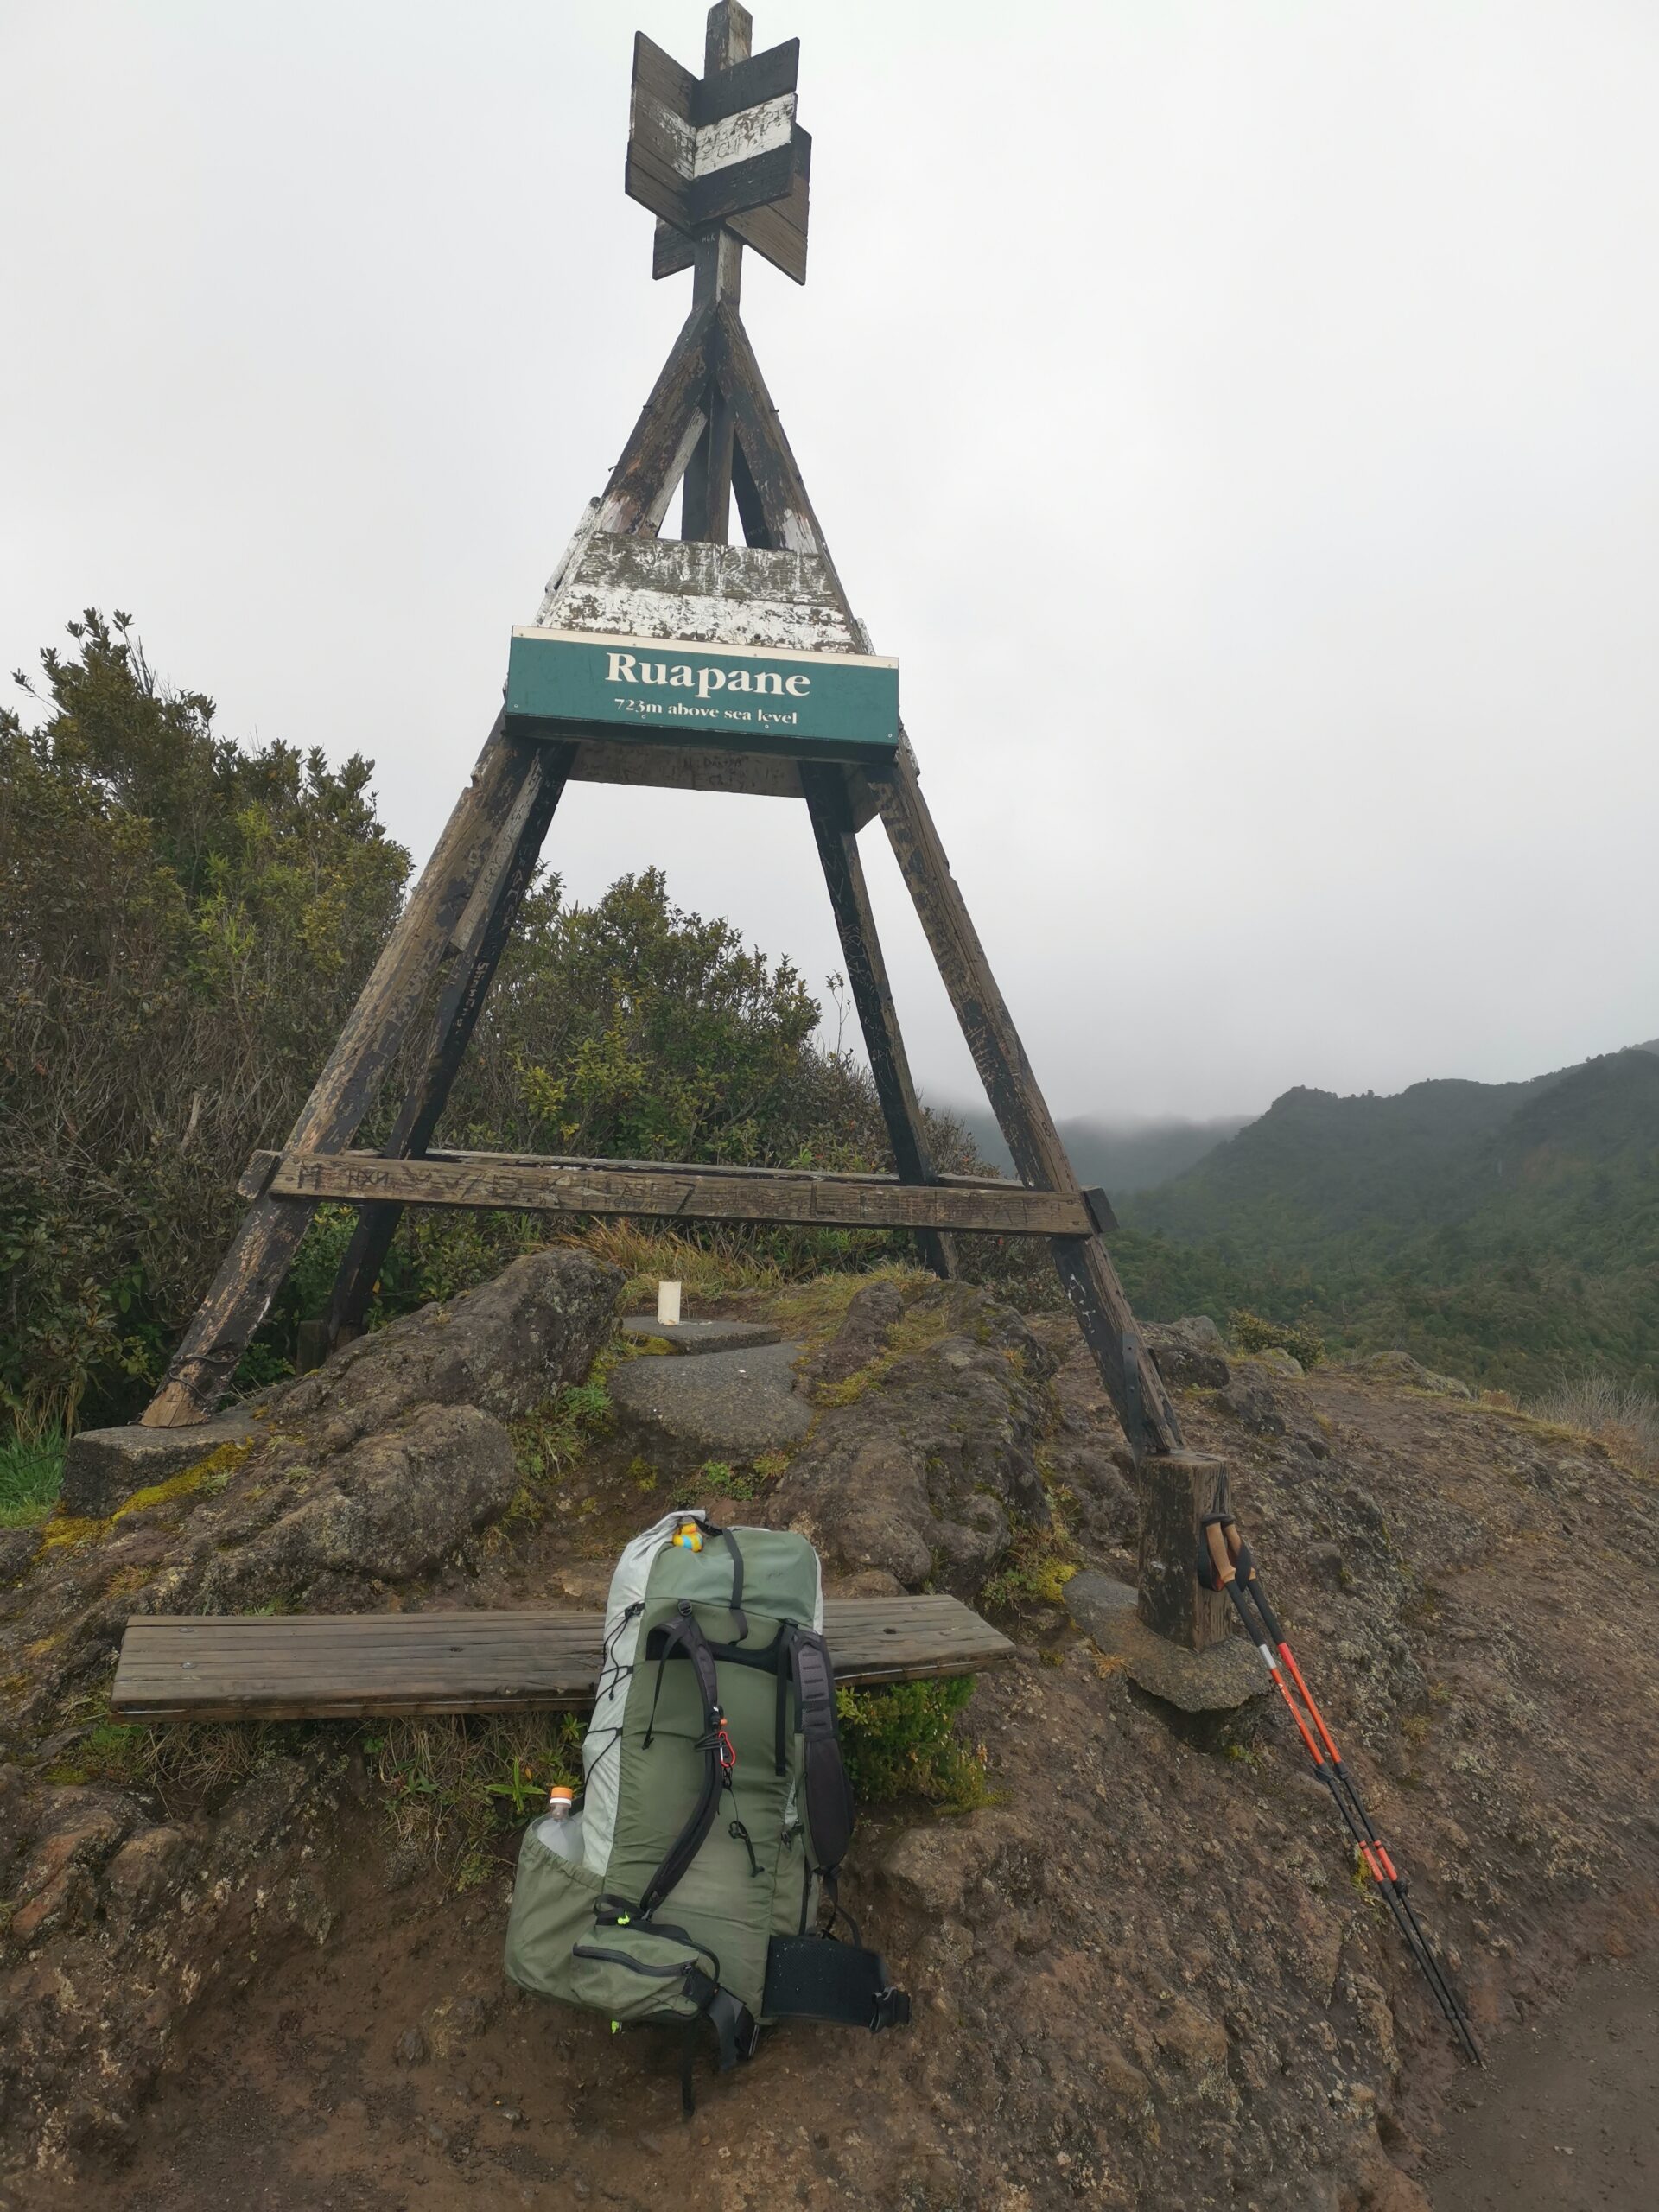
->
[[142, 4, 1206, 1550]]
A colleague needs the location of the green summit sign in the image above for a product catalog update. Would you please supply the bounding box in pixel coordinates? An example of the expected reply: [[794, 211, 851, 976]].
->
[[505, 628, 899, 759]]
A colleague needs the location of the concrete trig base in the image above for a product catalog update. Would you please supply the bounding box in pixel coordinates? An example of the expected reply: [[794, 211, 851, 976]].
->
[[60, 1413, 258, 1520]]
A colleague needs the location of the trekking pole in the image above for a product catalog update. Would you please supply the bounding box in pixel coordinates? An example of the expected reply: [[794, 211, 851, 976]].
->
[[1218, 1516, 1481, 2063], [1198, 1517, 1482, 2065]]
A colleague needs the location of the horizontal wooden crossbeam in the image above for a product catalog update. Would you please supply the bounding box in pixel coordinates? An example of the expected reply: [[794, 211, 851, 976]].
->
[[111, 1598, 1014, 1721], [253, 1147, 1096, 1236]]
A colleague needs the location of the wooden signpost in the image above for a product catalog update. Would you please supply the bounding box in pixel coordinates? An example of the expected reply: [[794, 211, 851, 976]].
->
[[137, 3, 1185, 1480]]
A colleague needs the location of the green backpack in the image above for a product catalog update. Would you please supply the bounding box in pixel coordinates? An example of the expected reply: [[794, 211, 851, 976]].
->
[[504, 1510, 910, 2109]]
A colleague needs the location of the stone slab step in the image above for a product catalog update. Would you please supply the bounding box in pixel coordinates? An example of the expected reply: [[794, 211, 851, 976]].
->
[[621, 1316, 782, 1355], [610, 1339, 810, 1468]]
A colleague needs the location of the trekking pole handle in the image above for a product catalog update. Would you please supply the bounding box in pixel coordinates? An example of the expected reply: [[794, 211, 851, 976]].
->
[[1222, 1516, 1286, 1647], [1202, 1516, 1234, 1587]]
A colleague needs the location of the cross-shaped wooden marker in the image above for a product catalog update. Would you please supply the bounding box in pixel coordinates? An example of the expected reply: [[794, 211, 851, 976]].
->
[[626, 1, 811, 308]]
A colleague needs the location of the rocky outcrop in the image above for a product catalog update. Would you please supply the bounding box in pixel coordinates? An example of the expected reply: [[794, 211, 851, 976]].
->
[[1, 1249, 623, 1730], [1142, 1313, 1230, 1390], [4, 1248, 1658, 2209], [0, 1247, 624, 2184], [768, 1282, 1054, 1592], [795, 1278, 906, 1393], [272, 1248, 621, 1446], [0, 1752, 341, 2173], [1363, 1350, 1475, 1399], [189, 1403, 519, 1609]]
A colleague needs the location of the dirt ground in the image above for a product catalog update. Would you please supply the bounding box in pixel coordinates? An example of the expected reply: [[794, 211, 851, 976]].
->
[[1422, 1954, 1658, 2211], [8, 1281, 1659, 2210], [38, 1938, 1659, 2212]]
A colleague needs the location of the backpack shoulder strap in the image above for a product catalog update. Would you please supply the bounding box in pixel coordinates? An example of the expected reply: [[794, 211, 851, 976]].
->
[[789, 1625, 855, 1875], [635, 1602, 732, 1921]]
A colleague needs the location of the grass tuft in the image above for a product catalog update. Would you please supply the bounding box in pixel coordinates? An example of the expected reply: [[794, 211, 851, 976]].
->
[[1529, 1370, 1659, 1478], [1230, 1310, 1325, 1369], [0, 1429, 66, 1528], [365, 1713, 585, 1890]]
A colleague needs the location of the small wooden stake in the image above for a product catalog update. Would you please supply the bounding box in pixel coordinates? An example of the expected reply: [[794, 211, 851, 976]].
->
[[1137, 1452, 1230, 1652]]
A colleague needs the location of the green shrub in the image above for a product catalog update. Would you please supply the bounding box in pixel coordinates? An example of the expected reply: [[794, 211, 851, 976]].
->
[[835, 1675, 989, 1811], [696, 1458, 763, 1501], [1230, 1309, 1325, 1368], [980, 1479, 1081, 1612]]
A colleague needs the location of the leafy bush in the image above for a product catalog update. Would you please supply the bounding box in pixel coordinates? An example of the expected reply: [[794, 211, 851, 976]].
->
[[835, 1675, 989, 1810], [1230, 1309, 1325, 1368], [3, 613, 407, 1431]]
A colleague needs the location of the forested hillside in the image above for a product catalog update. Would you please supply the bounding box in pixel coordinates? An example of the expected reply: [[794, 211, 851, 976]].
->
[[958, 1107, 1250, 1194], [1115, 1047, 1659, 1394]]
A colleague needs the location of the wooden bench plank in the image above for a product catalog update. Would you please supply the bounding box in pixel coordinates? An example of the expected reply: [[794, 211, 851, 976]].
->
[[111, 1598, 1014, 1721]]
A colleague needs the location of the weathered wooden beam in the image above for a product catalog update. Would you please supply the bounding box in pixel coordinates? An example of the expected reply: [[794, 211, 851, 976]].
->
[[720, 300, 847, 575], [594, 299, 716, 537], [800, 762, 954, 1279], [140, 726, 544, 1429], [561, 737, 877, 828], [716, 305, 1183, 1453], [1137, 1452, 1230, 1651], [678, 4, 750, 546], [111, 1596, 1015, 1721], [265, 1147, 1092, 1236], [873, 753, 1184, 1455], [323, 744, 576, 1343]]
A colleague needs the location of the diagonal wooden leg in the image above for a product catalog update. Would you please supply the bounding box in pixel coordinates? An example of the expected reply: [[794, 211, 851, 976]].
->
[[140, 723, 543, 1426], [718, 302, 1179, 1450], [592, 300, 716, 536], [871, 753, 1184, 1456], [799, 761, 955, 1279], [322, 744, 575, 1340]]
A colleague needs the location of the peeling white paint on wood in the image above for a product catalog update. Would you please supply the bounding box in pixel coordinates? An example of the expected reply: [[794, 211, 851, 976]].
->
[[555, 584, 853, 651], [537, 530, 861, 652], [536, 499, 603, 627], [634, 91, 795, 184], [644, 100, 697, 181], [695, 95, 795, 177]]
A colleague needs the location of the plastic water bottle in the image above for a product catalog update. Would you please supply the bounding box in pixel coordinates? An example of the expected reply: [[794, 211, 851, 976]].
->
[[533, 1786, 583, 1864]]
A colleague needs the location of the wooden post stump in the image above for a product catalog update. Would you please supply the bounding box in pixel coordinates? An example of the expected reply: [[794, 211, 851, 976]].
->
[[294, 1320, 330, 1376], [1137, 1451, 1230, 1651]]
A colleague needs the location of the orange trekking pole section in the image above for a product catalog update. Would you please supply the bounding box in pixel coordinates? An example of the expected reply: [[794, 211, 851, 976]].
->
[[1199, 1515, 1480, 2065]]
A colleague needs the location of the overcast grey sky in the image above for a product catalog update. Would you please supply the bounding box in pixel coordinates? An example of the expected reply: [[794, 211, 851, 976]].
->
[[4, 1, 1656, 1122]]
